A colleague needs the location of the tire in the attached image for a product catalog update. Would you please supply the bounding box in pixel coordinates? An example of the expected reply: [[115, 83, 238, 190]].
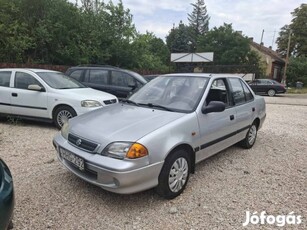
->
[[239, 122, 258, 149], [53, 106, 77, 129], [267, 89, 276, 97], [155, 149, 191, 199]]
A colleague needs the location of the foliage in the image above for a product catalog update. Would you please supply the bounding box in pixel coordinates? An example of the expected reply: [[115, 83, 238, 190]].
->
[[277, 4, 307, 57], [166, 21, 193, 53], [188, 0, 210, 51], [0, 0, 33, 62], [0, 0, 169, 71], [286, 56, 307, 85], [131, 32, 169, 72], [197, 24, 261, 68]]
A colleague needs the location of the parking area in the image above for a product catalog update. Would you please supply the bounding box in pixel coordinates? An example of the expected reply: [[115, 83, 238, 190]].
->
[[0, 102, 306, 229]]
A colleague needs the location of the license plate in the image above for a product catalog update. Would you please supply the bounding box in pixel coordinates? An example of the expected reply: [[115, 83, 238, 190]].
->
[[59, 148, 84, 171]]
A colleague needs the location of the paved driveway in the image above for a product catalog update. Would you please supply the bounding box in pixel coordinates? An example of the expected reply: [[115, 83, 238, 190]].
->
[[264, 94, 307, 106]]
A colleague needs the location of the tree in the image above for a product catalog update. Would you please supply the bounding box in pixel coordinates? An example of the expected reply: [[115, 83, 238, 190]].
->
[[166, 21, 192, 53], [188, 0, 210, 50], [0, 0, 33, 62], [102, 0, 137, 67], [197, 23, 262, 74], [286, 56, 307, 85], [130, 32, 169, 72], [277, 4, 307, 57]]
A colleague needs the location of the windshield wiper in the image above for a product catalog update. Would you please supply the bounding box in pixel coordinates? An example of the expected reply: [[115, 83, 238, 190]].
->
[[120, 99, 140, 106], [139, 103, 174, 111]]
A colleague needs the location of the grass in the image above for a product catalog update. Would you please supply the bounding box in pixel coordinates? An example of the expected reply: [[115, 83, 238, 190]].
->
[[286, 87, 307, 94]]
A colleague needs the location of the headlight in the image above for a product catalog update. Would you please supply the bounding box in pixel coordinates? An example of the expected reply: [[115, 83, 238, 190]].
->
[[81, 100, 102, 107], [61, 122, 69, 140], [102, 142, 148, 159]]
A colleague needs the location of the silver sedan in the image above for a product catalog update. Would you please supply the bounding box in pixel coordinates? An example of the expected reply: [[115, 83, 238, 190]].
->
[[53, 73, 266, 199]]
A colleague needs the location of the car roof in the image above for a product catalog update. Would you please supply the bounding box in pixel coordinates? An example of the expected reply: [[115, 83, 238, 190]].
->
[[67, 66, 147, 84], [161, 73, 244, 79], [0, 68, 59, 73]]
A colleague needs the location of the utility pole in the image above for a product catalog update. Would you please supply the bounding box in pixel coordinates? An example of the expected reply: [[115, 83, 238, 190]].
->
[[271, 30, 276, 48], [260, 29, 264, 49], [282, 30, 292, 84]]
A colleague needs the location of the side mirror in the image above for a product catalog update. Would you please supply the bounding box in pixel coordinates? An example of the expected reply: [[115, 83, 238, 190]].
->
[[28, 84, 45, 92], [202, 101, 225, 114]]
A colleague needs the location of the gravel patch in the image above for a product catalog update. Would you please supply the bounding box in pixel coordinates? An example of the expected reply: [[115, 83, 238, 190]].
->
[[0, 104, 306, 229]]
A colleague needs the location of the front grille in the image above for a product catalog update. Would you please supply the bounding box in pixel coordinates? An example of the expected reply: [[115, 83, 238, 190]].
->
[[68, 133, 98, 152], [103, 99, 117, 105]]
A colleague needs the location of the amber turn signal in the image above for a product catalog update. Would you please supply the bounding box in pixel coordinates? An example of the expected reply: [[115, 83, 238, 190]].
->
[[126, 143, 148, 159]]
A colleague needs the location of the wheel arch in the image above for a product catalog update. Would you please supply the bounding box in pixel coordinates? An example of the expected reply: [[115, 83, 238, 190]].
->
[[52, 104, 77, 119], [253, 117, 260, 129], [165, 143, 196, 174]]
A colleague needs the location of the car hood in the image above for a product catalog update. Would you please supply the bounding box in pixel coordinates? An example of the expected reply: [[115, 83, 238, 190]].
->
[[69, 103, 185, 144], [59, 88, 117, 101]]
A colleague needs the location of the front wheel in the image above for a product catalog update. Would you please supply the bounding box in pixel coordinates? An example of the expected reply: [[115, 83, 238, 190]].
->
[[155, 149, 191, 199], [53, 106, 77, 129], [268, 89, 276, 97], [239, 123, 258, 149]]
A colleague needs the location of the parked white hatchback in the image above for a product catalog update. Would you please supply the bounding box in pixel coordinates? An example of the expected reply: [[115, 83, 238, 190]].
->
[[0, 68, 118, 128]]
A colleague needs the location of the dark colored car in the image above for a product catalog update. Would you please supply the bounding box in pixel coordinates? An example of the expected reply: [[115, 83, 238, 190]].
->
[[248, 79, 286, 96], [143, 74, 159, 81], [0, 158, 14, 230], [66, 66, 147, 99]]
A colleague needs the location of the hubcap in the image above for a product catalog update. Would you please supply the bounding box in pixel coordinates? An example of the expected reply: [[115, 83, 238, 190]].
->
[[268, 89, 275, 96], [57, 110, 73, 127], [168, 157, 188, 193], [248, 125, 257, 145]]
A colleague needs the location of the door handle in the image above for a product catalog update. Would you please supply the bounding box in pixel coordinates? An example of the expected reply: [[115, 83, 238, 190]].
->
[[230, 115, 234, 120], [252, 107, 255, 112], [12, 93, 18, 97]]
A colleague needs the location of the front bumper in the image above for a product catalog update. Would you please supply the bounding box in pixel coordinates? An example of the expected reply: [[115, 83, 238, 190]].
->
[[53, 134, 164, 194]]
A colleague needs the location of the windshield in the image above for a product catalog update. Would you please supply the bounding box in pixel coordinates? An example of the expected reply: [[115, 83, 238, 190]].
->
[[36, 72, 86, 89], [129, 75, 208, 112]]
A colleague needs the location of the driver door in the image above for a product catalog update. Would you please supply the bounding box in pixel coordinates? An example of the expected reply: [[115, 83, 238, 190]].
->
[[196, 78, 238, 162], [11, 71, 48, 118]]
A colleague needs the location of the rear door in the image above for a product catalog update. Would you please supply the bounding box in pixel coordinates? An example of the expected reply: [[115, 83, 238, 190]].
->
[[83, 69, 112, 93], [0, 71, 13, 114], [10, 71, 48, 118], [249, 80, 261, 94], [228, 78, 256, 140]]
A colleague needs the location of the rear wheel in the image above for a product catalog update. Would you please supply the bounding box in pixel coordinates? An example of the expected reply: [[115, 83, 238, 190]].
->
[[53, 106, 77, 129], [156, 149, 191, 199], [267, 89, 276, 97], [239, 122, 258, 149]]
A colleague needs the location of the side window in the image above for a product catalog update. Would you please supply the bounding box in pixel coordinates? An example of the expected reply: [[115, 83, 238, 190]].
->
[[258, 80, 266, 85], [206, 79, 230, 106], [88, 70, 108, 84], [69, 70, 83, 81], [111, 71, 134, 87], [0, 71, 11, 87], [249, 80, 258, 85], [229, 78, 245, 105], [241, 80, 254, 101], [15, 72, 42, 89]]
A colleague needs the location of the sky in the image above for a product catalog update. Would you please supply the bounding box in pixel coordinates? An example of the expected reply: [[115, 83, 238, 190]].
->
[[113, 0, 305, 50]]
